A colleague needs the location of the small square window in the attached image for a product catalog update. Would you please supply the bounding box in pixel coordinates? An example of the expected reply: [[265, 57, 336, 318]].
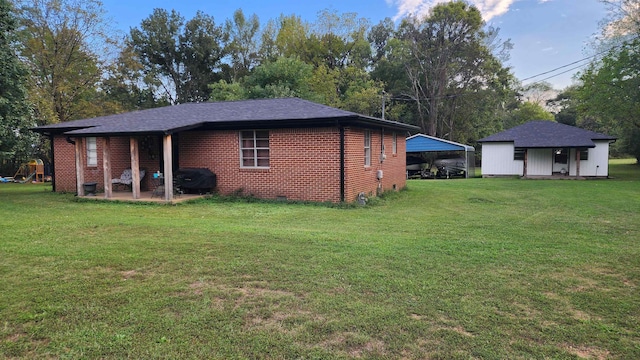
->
[[578, 148, 589, 161], [240, 130, 270, 168], [514, 148, 525, 161]]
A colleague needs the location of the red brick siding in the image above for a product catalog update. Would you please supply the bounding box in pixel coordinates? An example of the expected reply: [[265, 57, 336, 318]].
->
[[52, 136, 76, 192], [343, 127, 407, 202], [53, 135, 163, 192], [52, 128, 407, 202], [179, 128, 342, 202]]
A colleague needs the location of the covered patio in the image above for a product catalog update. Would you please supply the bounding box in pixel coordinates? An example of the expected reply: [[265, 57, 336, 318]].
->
[[78, 189, 209, 204]]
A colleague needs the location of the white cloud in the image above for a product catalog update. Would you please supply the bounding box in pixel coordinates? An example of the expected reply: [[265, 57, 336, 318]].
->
[[387, 0, 516, 21]]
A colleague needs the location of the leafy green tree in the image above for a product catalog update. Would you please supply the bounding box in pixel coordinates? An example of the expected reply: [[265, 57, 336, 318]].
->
[[225, 9, 260, 82], [101, 44, 170, 112], [208, 80, 246, 102], [571, 0, 640, 161], [244, 56, 317, 100], [16, 0, 109, 124], [129, 9, 228, 104], [504, 101, 554, 129], [375, 1, 514, 142], [547, 86, 580, 126], [578, 38, 639, 159], [273, 15, 309, 59], [0, 0, 38, 172]]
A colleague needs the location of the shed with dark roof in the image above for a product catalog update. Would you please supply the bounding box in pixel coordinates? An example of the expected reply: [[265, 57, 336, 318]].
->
[[478, 121, 616, 178], [33, 98, 419, 203]]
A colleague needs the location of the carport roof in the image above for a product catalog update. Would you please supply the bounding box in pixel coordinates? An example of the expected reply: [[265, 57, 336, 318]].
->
[[406, 134, 475, 153]]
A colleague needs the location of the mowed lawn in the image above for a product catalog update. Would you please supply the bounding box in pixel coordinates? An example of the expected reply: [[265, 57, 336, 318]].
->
[[1, 160, 639, 359]]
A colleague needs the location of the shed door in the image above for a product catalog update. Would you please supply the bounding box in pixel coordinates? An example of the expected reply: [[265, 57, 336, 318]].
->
[[552, 148, 569, 174]]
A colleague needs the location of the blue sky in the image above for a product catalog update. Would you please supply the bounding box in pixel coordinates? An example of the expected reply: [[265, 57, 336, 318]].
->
[[101, 0, 608, 90]]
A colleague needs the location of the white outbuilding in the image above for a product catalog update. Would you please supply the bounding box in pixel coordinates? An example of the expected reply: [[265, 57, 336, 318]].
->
[[478, 121, 616, 178]]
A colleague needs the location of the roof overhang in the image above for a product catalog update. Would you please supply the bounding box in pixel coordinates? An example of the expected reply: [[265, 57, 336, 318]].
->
[[31, 98, 419, 138]]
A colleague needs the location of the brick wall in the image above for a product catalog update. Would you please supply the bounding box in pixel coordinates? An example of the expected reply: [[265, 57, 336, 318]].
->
[[52, 127, 407, 203], [343, 127, 407, 202], [53, 135, 163, 192], [52, 136, 76, 192], [179, 128, 342, 202]]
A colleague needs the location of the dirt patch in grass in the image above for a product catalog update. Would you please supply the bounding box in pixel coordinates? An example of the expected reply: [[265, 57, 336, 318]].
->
[[120, 270, 138, 280], [543, 291, 601, 322], [318, 332, 387, 358], [4, 332, 27, 342], [562, 344, 610, 359], [349, 339, 386, 358], [440, 325, 475, 337]]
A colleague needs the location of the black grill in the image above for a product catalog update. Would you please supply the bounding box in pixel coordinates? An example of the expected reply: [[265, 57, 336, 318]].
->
[[175, 168, 216, 194]]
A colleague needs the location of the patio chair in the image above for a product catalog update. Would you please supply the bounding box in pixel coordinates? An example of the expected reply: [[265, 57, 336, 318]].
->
[[112, 168, 146, 191]]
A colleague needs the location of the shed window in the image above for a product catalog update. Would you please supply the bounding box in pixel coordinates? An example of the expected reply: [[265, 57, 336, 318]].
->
[[86, 137, 97, 166], [514, 148, 525, 161], [578, 148, 589, 161], [240, 130, 270, 168], [364, 130, 371, 166]]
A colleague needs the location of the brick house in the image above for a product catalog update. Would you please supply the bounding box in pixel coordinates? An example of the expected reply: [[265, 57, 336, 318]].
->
[[33, 98, 418, 203]]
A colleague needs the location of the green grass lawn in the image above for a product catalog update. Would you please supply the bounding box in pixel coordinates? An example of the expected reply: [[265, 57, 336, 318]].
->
[[1, 160, 639, 359]]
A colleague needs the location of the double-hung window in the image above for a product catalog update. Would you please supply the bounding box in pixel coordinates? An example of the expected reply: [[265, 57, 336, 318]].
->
[[392, 132, 397, 155], [364, 130, 371, 166], [240, 130, 270, 168], [86, 137, 97, 167]]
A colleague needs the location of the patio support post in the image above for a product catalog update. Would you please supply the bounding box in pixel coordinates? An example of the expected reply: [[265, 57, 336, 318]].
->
[[130, 137, 141, 199], [163, 134, 173, 202], [75, 137, 85, 196], [576, 149, 580, 177], [103, 137, 112, 199]]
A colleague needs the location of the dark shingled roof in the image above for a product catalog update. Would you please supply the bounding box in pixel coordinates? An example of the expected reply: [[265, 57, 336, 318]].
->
[[478, 120, 616, 148], [33, 98, 418, 136]]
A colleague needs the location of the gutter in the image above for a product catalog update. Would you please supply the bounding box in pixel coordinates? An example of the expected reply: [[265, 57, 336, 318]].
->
[[340, 124, 345, 203]]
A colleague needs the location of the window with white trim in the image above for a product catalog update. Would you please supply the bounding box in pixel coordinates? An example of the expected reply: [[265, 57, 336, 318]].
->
[[392, 132, 397, 154], [240, 130, 270, 168], [578, 147, 589, 160], [364, 130, 371, 166], [86, 137, 97, 166]]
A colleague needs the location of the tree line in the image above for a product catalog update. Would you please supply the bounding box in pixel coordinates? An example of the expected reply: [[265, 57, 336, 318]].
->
[[0, 0, 637, 174]]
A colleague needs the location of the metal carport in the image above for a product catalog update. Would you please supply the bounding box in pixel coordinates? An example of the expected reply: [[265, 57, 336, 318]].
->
[[406, 134, 475, 178]]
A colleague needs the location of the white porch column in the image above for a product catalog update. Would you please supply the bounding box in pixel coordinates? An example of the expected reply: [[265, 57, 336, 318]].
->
[[163, 134, 174, 202], [130, 137, 141, 199], [103, 137, 112, 199], [75, 138, 85, 196]]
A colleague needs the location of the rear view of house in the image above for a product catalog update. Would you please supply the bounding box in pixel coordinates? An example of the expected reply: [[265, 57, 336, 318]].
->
[[479, 121, 616, 178], [33, 98, 418, 203]]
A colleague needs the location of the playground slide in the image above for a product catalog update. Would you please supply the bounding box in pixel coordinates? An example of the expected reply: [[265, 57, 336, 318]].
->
[[16, 172, 36, 183]]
